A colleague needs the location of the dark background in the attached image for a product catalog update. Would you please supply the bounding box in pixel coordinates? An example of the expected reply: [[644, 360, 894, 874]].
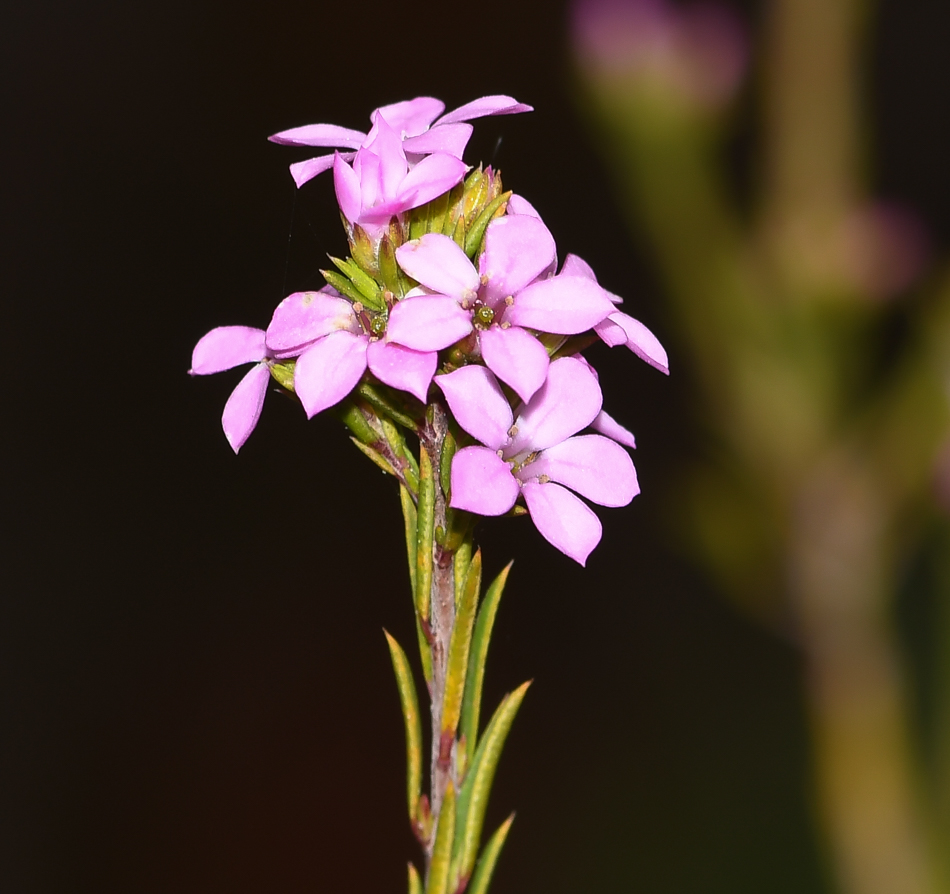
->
[[4, 1, 949, 891]]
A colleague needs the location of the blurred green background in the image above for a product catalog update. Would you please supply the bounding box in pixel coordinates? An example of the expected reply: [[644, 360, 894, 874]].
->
[[4, 1, 948, 892]]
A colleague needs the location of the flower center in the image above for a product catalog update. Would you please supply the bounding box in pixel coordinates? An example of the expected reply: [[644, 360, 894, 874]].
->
[[474, 305, 495, 328]]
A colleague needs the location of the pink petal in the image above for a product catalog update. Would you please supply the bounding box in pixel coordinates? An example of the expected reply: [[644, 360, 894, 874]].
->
[[289, 153, 351, 188], [293, 331, 368, 418], [435, 366, 513, 450], [368, 113, 409, 201], [480, 324, 550, 404], [333, 152, 362, 224], [507, 275, 615, 334], [221, 362, 270, 453], [608, 312, 669, 374], [559, 253, 596, 281], [522, 481, 602, 566], [449, 446, 520, 516], [506, 194, 542, 219], [434, 95, 533, 127], [376, 97, 445, 137], [526, 434, 639, 507], [480, 215, 557, 304], [403, 123, 473, 158], [591, 409, 637, 449], [268, 123, 367, 148], [266, 290, 355, 355], [366, 340, 436, 403], [396, 233, 479, 297], [593, 316, 626, 347], [392, 152, 468, 211], [387, 295, 473, 351], [191, 326, 266, 375], [509, 356, 602, 454]]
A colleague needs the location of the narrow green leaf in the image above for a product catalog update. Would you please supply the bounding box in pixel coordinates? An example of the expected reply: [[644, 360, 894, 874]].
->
[[452, 681, 530, 884], [439, 427, 457, 500], [399, 485, 417, 596], [350, 437, 397, 477], [407, 863, 423, 894], [321, 268, 366, 305], [384, 631, 423, 824], [426, 781, 456, 894], [464, 192, 511, 259], [327, 256, 384, 309], [415, 613, 433, 685], [441, 549, 482, 740], [357, 382, 419, 430], [465, 814, 515, 894], [335, 400, 378, 445], [453, 540, 472, 610], [460, 562, 513, 755], [415, 445, 435, 622], [378, 232, 403, 296]]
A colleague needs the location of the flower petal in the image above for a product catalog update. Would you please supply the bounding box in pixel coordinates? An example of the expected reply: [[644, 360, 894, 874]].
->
[[268, 123, 367, 148], [507, 275, 615, 334], [376, 97, 445, 137], [266, 290, 355, 355], [522, 481, 602, 566], [333, 152, 362, 224], [593, 316, 626, 347], [366, 340, 436, 404], [191, 326, 266, 375], [289, 152, 352, 188], [293, 331, 368, 418], [506, 194, 542, 219], [391, 152, 468, 212], [434, 95, 533, 127], [480, 324, 550, 404], [387, 295, 473, 351], [480, 215, 557, 303], [608, 312, 669, 374], [403, 123, 473, 158], [396, 233, 479, 297], [509, 356, 602, 454], [367, 113, 409, 202], [449, 446, 520, 516], [591, 409, 637, 449], [435, 366, 513, 450], [526, 434, 639, 507], [221, 362, 270, 453]]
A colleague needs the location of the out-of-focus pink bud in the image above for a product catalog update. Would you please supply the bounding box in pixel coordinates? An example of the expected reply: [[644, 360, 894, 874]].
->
[[841, 202, 931, 301], [571, 0, 748, 109]]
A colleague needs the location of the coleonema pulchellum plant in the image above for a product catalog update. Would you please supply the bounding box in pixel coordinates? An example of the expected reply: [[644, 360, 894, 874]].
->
[[190, 95, 668, 893]]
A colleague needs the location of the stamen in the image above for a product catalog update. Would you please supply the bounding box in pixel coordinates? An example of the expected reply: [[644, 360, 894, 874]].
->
[[507, 425, 519, 438], [353, 302, 363, 314], [504, 296, 514, 306]]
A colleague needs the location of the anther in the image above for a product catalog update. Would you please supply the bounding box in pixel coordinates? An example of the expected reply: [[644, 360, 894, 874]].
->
[[504, 296, 514, 306], [353, 302, 363, 314], [507, 425, 519, 438]]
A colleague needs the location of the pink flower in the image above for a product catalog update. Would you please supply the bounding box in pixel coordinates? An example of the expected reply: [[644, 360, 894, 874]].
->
[[265, 288, 437, 418], [331, 113, 468, 238], [436, 357, 639, 565], [389, 216, 616, 402], [189, 325, 275, 453], [270, 95, 533, 188]]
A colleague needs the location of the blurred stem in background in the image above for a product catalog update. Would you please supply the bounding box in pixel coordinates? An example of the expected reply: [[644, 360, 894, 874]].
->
[[572, 0, 950, 892]]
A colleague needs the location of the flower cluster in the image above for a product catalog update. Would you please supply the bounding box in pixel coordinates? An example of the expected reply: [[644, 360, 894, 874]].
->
[[191, 95, 667, 564]]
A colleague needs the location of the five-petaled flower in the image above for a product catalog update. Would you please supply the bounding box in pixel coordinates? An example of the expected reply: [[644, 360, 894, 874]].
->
[[437, 357, 640, 565]]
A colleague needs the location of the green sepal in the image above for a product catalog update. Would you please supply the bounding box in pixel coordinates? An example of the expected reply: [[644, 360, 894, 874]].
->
[[465, 814, 515, 894], [415, 445, 436, 622], [425, 187, 453, 237], [399, 485, 418, 596], [350, 437, 397, 477], [464, 192, 511, 259], [451, 681, 530, 885], [348, 224, 379, 278], [407, 862, 423, 894], [327, 255, 384, 309], [268, 360, 296, 392], [321, 268, 368, 305], [549, 333, 599, 361], [384, 630, 423, 823], [460, 562, 512, 755], [426, 781, 456, 894], [441, 549, 482, 740], [356, 382, 420, 430], [378, 231, 406, 298]]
